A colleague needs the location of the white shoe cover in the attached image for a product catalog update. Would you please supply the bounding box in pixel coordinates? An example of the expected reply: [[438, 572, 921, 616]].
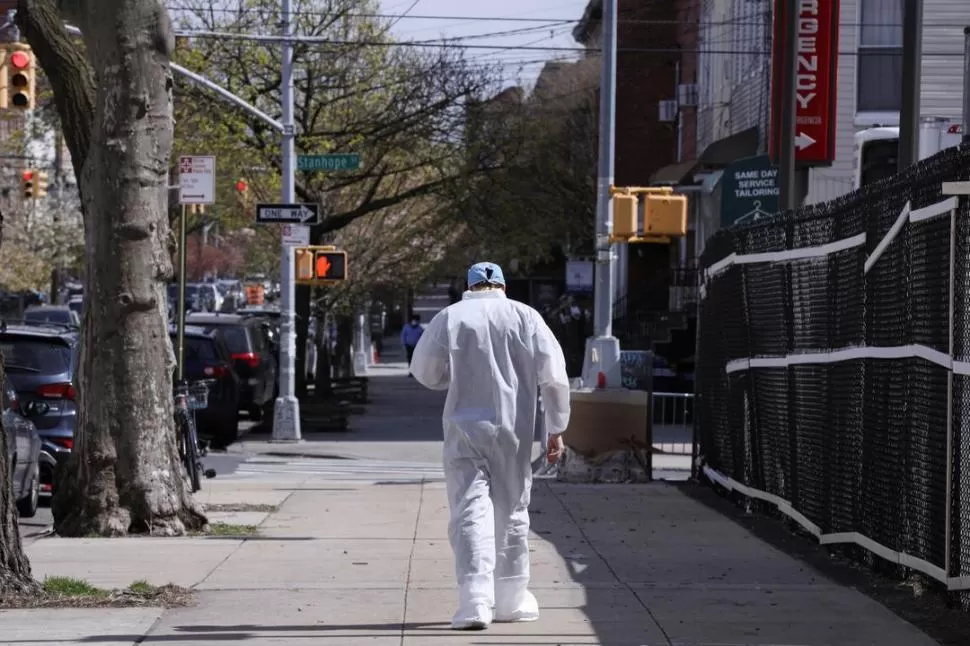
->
[[451, 604, 493, 630], [495, 589, 539, 622]]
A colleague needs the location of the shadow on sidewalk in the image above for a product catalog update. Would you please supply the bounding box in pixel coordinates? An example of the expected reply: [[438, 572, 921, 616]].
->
[[675, 480, 970, 646], [527, 479, 955, 646]]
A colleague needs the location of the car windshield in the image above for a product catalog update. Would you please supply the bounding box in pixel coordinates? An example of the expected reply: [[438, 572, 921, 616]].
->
[[67, 300, 83, 315], [173, 335, 219, 361], [201, 325, 248, 354], [24, 308, 73, 325], [0, 337, 72, 373]]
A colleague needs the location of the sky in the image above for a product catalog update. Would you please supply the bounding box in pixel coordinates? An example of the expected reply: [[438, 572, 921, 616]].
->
[[382, 0, 592, 88]]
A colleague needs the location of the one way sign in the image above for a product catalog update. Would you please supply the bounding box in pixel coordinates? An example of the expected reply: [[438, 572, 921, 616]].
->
[[256, 203, 320, 225]]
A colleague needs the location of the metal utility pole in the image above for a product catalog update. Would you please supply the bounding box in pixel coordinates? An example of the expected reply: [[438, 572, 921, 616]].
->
[[778, 0, 798, 211], [580, 0, 621, 388], [898, 0, 924, 170], [963, 26, 970, 143], [272, 0, 302, 442]]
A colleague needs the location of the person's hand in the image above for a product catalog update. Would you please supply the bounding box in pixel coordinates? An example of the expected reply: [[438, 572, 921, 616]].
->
[[546, 433, 565, 464]]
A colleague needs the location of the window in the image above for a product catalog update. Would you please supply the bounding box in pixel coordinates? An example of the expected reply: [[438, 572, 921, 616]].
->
[[0, 338, 72, 374], [857, 0, 903, 112]]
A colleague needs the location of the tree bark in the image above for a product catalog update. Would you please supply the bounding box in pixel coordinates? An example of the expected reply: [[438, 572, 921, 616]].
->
[[0, 200, 40, 592], [41, 0, 205, 536]]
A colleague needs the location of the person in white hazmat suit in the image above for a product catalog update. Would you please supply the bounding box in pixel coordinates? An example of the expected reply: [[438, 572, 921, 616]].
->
[[410, 261, 571, 631]]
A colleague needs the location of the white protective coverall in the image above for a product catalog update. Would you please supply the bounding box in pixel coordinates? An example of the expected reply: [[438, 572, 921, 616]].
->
[[410, 289, 571, 628]]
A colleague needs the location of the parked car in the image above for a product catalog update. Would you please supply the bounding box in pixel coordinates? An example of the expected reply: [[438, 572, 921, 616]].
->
[[0, 322, 78, 493], [4, 374, 41, 517], [170, 325, 242, 447], [24, 305, 81, 327], [67, 296, 83, 319], [184, 313, 278, 420]]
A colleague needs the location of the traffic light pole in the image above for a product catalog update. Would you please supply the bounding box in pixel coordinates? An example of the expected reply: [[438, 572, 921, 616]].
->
[[272, 0, 302, 442], [581, 0, 621, 389]]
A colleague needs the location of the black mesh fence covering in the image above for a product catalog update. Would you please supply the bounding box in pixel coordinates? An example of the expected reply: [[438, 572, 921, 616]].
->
[[696, 144, 970, 603]]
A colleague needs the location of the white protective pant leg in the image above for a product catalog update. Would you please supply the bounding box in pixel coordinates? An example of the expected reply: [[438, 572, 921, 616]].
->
[[444, 424, 535, 624]]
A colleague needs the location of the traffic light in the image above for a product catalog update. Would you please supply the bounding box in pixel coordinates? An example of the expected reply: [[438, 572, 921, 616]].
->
[[22, 169, 34, 198], [6, 44, 34, 110], [35, 171, 48, 198], [294, 246, 348, 285], [235, 178, 249, 205]]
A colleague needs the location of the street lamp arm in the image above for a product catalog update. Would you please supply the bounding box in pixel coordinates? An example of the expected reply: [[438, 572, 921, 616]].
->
[[62, 24, 284, 133]]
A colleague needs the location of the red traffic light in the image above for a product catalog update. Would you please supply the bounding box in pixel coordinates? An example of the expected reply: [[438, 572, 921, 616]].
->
[[235, 179, 248, 193], [10, 51, 29, 69], [22, 170, 32, 181]]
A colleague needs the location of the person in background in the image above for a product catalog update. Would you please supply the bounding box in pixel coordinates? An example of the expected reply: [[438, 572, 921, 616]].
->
[[409, 261, 571, 631], [400, 313, 424, 375]]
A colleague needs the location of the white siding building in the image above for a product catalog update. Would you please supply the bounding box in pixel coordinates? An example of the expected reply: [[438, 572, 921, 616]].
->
[[694, 0, 968, 240]]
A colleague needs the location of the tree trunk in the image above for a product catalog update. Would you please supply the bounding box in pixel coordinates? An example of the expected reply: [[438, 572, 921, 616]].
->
[[49, 0, 206, 536], [0, 206, 39, 594]]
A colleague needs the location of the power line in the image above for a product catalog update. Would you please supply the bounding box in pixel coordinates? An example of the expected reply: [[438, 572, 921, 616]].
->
[[163, 6, 970, 30], [172, 30, 970, 58]]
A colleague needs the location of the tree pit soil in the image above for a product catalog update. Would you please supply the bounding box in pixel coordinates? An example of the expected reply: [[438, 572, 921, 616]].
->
[[0, 578, 194, 609]]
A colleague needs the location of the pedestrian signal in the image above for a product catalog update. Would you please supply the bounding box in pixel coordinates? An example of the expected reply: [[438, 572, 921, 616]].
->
[[294, 246, 348, 285]]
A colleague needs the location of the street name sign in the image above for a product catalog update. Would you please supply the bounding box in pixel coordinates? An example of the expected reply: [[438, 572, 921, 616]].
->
[[256, 202, 320, 225], [298, 153, 360, 172], [178, 155, 215, 204], [767, 0, 839, 165], [281, 223, 310, 246]]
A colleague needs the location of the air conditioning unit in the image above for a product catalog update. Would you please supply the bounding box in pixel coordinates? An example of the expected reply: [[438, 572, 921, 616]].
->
[[678, 83, 698, 107], [659, 99, 678, 123]]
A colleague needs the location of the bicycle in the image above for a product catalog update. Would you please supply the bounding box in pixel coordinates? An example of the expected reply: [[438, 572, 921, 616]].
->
[[173, 379, 213, 492]]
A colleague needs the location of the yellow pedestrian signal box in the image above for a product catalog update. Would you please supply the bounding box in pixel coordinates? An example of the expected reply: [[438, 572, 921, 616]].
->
[[612, 193, 638, 239], [608, 185, 688, 242], [644, 193, 688, 237], [294, 246, 348, 285]]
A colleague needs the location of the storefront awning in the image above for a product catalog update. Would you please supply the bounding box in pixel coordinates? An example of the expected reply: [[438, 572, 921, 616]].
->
[[696, 126, 760, 169], [649, 127, 760, 187], [649, 160, 698, 186]]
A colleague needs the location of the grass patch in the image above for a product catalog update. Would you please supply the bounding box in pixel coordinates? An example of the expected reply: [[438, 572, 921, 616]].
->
[[0, 576, 193, 609], [207, 522, 260, 536], [204, 503, 278, 513]]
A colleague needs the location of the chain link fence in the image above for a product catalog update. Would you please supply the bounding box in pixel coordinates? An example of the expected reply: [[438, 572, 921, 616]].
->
[[696, 143, 970, 606]]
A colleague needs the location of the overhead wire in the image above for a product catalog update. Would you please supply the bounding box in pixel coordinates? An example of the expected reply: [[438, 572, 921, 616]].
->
[[162, 5, 968, 30]]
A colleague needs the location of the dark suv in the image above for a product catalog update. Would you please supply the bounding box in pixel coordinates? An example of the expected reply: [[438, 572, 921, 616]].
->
[[0, 322, 78, 493], [170, 325, 241, 447], [184, 313, 278, 420]]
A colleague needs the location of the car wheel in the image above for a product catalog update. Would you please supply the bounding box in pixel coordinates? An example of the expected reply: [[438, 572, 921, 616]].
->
[[17, 463, 39, 518]]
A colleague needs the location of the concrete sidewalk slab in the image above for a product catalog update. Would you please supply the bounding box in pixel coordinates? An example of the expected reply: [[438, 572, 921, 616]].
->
[[194, 480, 298, 507], [3, 608, 162, 645], [206, 511, 268, 526], [259, 487, 422, 538], [197, 539, 412, 590], [150, 589, 405, 644], [26, 537, 243, 589]]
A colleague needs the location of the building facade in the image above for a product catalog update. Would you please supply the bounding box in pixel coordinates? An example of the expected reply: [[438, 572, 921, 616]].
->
[[690, 0, 968, 254]]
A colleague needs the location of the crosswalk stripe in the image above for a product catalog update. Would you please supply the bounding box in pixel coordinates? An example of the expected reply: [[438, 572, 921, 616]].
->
[[225, 457, 446, 481]]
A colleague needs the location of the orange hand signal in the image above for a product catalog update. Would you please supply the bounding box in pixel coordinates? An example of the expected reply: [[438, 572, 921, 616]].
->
[[316, 255, 332, 278]]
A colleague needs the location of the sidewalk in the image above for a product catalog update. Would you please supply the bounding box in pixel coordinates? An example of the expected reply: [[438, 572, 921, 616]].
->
[[6, 478, 943, 645], [1, 364, 954, 645]]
